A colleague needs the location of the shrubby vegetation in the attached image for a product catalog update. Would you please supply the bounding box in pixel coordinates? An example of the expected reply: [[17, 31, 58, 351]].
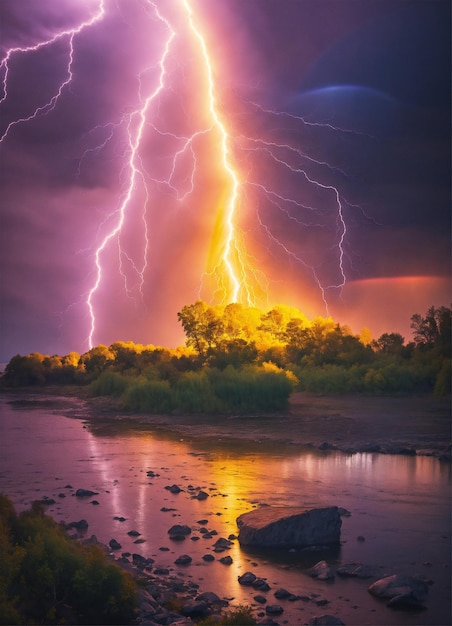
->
[[2, 304, 450, 410], [0, 494, 137, 625]]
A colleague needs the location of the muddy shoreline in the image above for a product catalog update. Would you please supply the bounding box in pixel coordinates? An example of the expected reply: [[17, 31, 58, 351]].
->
[[4, 388, 451, 458], [68, 391, 452, 459]]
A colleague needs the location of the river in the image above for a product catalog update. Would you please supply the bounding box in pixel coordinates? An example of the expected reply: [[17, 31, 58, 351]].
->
[[0, 394, 450, 625]]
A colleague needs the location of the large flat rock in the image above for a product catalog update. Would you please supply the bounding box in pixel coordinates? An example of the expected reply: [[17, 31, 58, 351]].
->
[[236, 506, 341, 548]]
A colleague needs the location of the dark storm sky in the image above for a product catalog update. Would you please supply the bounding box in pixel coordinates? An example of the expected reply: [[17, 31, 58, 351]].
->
[[0, 0, 450, 360]]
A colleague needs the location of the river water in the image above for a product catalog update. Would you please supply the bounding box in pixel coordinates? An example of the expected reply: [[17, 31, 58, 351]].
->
[[0, 394, 450, 625]]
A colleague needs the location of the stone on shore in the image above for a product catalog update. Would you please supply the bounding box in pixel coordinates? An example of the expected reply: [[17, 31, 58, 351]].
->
[[368, 574, 429, 608], [236, 506, 341, 548], [308, 560, 334, 580], [75, 488, 98, 497]]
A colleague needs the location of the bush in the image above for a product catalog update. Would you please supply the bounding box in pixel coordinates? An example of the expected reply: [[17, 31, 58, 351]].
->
[[210, 365, 293, 412], [175, 371, 223, 413], [0, 495, 137, 624], [123, 378, 174, 413], [90, 370, 129, 397]]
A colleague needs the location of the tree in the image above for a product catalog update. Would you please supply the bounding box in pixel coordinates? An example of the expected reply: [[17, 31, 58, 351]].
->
[[177, 301, 223, 359], [372, 332, 405, 355], [410, 305, 451, 354]]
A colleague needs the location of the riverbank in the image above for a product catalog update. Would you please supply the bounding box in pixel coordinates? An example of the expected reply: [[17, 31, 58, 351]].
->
[[1, 392, 450, 626], [73, 391, 451, 459]]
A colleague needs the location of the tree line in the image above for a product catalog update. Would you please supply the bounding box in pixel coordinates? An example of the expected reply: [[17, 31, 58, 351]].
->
[[2, 304, 450, 412]]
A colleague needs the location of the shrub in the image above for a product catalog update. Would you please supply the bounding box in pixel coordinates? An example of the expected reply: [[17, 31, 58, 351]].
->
[[175, 371, 223, 413], [0, 495, 137, 625], [90, 370, 129, 397], [123, 378, 174, 413]]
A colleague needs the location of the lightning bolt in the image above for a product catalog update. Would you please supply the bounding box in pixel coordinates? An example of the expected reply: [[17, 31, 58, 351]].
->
[[87, 1, 176, 348], [1, 0, 370, 351], [0, 1, 106, 143]]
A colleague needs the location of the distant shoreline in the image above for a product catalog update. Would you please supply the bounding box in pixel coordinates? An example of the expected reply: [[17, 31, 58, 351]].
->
[[3, 388, 450, 460]]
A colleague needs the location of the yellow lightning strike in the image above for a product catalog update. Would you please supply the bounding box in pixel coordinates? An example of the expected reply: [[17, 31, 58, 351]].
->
[[182, 0, 250, 305]]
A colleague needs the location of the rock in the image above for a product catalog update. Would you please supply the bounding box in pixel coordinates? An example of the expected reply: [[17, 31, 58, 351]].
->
[[253, 579, 271, 591], [266, 604, 284, 615], [337, 507, 351, 517], [213, 537, 233, 551], [274, 588, 291, 599], [154, 567, 169, 575], [308, 616, 345, 625], [168, 524, 192, 537], [75, 488, 98, 497], [181, 600, 208, 618], [127, 530, 141, 536], [109, 538, 122, 550], [37, 497, 56, 505], [113, 516, 126, 522], [336, 562, 376, 578], [238, 572, 257, 586], [219, 555, 233, 565], [90, 500, 99, 505], [368, 574, 429, 608], [165, 484, 183, 494], [197, 592, 225, 604], [254, 595, 267, 604], [236, 506, 341, 548], [357, 535, 365, 542], [69, 519, 89, 529], [202, 554, 215, 562], [308, 560, 334, 580], [175, 554, 192, 565], [195, 490, 209, 500]]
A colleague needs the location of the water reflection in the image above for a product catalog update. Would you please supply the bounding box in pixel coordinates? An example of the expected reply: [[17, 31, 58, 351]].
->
[[1, 396, 450, 626]]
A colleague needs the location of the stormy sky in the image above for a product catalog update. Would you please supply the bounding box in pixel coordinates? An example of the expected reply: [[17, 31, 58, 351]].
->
[[0, 0, 450, 360]]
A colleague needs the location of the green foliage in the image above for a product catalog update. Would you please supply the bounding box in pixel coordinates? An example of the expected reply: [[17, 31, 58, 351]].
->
[[89, 369, 129, 397], [3, 302, 450, 399], [198, 605, 256, 625], [123, 378, 174, 413], [209, 365, 294, 412], [0, 495, 137, 625], [175, 370, 223, 412]]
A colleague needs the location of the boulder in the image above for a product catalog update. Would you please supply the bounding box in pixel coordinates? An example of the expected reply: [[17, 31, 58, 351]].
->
[[368, 574, 429, 608], [236, 506, 341, 548]]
